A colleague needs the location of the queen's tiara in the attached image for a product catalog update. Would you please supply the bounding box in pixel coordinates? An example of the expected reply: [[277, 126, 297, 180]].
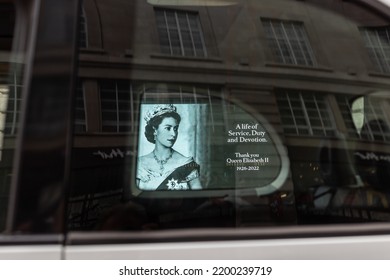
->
[[144, 104, 177, 123]]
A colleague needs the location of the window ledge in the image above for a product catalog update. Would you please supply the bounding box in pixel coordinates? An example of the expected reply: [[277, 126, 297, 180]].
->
[[79, 48, 107, 55], [265, 62, 333, 73], [368, 71, 390, 78], [123, 49, 133, 58], [284, 134, 338, 139], [73, 132, 138, 137], [150, 53, 223, 63], [90, 132, 136, 136]]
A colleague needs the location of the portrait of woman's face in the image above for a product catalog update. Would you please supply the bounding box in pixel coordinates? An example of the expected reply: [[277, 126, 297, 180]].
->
[[154, 116, 179, 148]]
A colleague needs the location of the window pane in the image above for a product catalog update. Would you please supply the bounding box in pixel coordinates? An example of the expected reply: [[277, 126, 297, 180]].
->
[[262, 18, 316, 66], [74, 82, 86, 133], [155, 9, 206, 57], [360, 26, 390, 73], [276, 90, 334, 137], [0, 2, 25, 231], [79, 3, 88, 48], [70, 0, 390, 234]]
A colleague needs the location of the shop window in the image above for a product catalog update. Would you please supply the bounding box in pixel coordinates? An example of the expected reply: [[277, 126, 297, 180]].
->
[[69, 83, 291, 230]]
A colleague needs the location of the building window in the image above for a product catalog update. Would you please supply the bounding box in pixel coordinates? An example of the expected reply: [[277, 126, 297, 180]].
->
[[79, 5, 88, 48], [360, 26, 390, 73], [262, 19, 316, 66], [155, 9, 207, 57], [100, 80, 134, 133], [276, 90, 335, 136], [337, 95, 390, 142], [99, 81, 220, 134], [1, 71, 22, 136], [74, 83, 87, 133]]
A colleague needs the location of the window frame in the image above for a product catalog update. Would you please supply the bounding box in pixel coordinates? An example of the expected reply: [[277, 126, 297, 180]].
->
[[276, 89, 336, 137], [99, 80, 136, 133], [261, 18, 317, 67], [337, 95, 390, 142], [79, 3, 88, 49], [360, 25, 390, 73], [155, 8, 208, 57]]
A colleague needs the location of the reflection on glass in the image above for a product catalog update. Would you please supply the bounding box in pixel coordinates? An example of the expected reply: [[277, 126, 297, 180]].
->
[[147, 0, 238, 6], [0, 1, 25, 232], [70, 0, 390, 232], [351, 97, 365, 136], [0, 85, 9, 160]]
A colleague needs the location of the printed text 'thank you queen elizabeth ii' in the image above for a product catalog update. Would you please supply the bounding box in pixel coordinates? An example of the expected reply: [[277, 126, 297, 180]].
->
[[227, 123, 267, 143]]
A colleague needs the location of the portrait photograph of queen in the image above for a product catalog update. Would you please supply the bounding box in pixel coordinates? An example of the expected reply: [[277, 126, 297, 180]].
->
[[136, 104, 203, 191]]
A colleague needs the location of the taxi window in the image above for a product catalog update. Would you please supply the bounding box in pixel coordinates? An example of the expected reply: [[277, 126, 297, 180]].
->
[[68, 0, 390, 232], [0, 2, 25, 232]]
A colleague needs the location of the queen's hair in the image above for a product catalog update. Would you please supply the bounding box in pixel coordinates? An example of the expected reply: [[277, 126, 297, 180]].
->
[[144, 112, 181, 144]]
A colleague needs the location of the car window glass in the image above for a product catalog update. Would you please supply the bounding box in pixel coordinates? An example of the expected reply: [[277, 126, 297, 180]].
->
[[0, 1, 26, 232], [69, 0, 390, 232]]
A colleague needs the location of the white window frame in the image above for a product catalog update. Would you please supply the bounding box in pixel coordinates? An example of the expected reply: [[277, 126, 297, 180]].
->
[[155, 9, 207, 57], [262, 18, 316, 66], [360, 26, 390, 73], [100, 81, 135, 133], [277, 90, 335, 137], [1, 71, 22, 136]]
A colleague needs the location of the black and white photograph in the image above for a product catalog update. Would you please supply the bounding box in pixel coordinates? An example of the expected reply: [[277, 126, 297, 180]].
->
[[136, 104, 206, 190]]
